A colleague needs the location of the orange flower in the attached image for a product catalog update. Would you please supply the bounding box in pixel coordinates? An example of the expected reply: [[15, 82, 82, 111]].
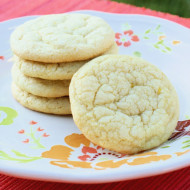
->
[[82, 146, 97, 154], [41, 133, 175, 169], [18, 129, 24, 134], [37, 127, 44, 131], [158, 35, 166, 41], [0, 56, 4, 60], [78, 155, 91, 161], [42, 145, 73, 160], [30, 120, 37, 125], [115, 30, 139, 47], [23, 139, 29, 143], [43, 133, 50, 137], [175, 149, 190, 156], [64, 133, 90, 147], [172, 40, 180, 45]]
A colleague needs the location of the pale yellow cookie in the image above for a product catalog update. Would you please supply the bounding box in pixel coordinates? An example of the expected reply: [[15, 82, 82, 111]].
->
[[12, 63, 70, 98], [12, 83, 71, 115], [14, 42, 118, 80], [10, 13, 115, 63], [69, 55, 179, 154]]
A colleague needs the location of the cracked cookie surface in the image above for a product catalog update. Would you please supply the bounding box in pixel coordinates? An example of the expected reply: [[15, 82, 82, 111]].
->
[[12, 63, 70, 98], [10, 14, 115, 63], [12, 83, 71, 115], [14, 42, 118, 80], [69, 55, 179, 154]]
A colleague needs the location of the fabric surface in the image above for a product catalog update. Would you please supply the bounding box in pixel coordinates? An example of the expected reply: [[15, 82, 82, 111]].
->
[[0, 0, 190, 189], [0, 166, 190, 189], [0, 0, 190, 28]]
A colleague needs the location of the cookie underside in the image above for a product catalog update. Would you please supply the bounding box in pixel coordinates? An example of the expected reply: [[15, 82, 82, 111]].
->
[[13, 42, 118, 80], [12, 63, 70, 98], [12, 83, 71, 115]]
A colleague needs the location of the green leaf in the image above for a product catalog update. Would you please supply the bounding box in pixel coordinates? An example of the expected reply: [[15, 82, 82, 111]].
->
[[0, 150, 9, 158], [153, 44, 160, 49], [17, 157, 42, 163], [165, 46, 172, 51], [121, 23, 131, 31], [0, 107, 18, 125], [98, 158, 109, 161], [182, 140, 190, 144], [161, 146, 170, 148], [143, 36, 149, 39], [157, 40, 164, 44], [0, 150, 42, 163], [158, 32, 164, 35], [133, 51, 141, 57], [12, 150, 29, 158], [182, 144, 190, 149], [161, 49, 167, 53], [155, 24, 161, 30], [145, 29, 151, 34]]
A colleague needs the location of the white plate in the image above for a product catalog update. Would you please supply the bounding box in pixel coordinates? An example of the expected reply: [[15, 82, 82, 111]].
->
[[0, 10, 190, 184]]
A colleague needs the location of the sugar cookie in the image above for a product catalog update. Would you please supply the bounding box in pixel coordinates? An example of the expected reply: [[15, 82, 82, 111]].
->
[[69, 55, 179, 154], [14, 42, 118, 80], [12, 64, 70, 98], [12, 83, 71, 115], [10, 14, 115, 63]]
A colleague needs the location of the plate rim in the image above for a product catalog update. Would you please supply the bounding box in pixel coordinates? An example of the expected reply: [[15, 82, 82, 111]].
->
[[0, 151, 189, 184]]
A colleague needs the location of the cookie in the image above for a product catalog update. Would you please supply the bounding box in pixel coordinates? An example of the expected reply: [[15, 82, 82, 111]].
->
[[10, 13, 115, 63], [69, 55, 179, 154], [12, 63, 70, 98], [14, 42, 118, 80], [12, 83, 71, 115]]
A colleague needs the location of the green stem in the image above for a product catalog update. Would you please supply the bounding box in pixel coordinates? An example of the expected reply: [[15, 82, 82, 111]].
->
[[27, 127, 45, 149], [0, 156, 42, 163], [0, 151, 42, 163]]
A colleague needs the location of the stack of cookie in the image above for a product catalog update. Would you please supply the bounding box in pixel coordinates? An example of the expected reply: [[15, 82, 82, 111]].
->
[[10, 13, 117, 115]]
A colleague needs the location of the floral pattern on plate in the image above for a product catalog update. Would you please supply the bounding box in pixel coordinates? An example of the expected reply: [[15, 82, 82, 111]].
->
[[0, 115, 190, 169]]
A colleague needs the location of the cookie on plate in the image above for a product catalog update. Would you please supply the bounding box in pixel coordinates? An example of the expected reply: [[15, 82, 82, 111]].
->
[[69, 55, 179, 154], [14, 42, 118, 80], [12, 63, 70, 98], [10, 13, 115, 63], [12, 83, 71, 115]]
